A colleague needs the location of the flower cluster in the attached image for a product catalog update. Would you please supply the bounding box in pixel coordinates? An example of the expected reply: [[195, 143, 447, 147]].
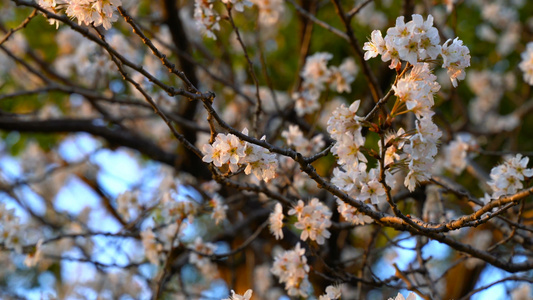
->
[[54, 28, 134, 87], [364, 14, 470, 87], [318, 285, 342, 300], [441, 37, 471, 87], [488, 154, 533, 199], [223, 289, 253, 300], [289, 198, 332, 245], [328, 66, 442, 196], [392, 63, 440, 119], [442, 133, 478, 175], [194, 0, 221, 40], [467, 70, 519, 133], [140, 222, 188, 265], [210, 194, 228, 225], [294, 53, 358, 116], [269, 202, 284, 240], [337, 198, 373, 225], [331, 163, 390, 204], [116, 190, 140, 222], [188, 237, 219, 280], [202, 131, 278, 182], [270, 243, 311, 297], [252, 0, 284, 26], [389, 292, 416, 300], [39, 0, 122, 30], [161, 193, 198, 223], [222, 0, 253, 12], [403, 117, 442, 191], [391, 63, 442, 190], [194, 0, 258, 40], [0, 203, 24, 254], [327, 100, 366, 168], [281, 125, 324, 156], [140, 228, 162, 265], [519, 42, 533, 85]]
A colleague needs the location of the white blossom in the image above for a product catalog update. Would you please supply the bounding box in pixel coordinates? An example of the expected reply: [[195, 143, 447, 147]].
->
[[271, 243, 311, 297], [290, 198, 332, 244], [223, 289, 253, 300], [194, 0, 220, 40], [519, 42, 533, 85]]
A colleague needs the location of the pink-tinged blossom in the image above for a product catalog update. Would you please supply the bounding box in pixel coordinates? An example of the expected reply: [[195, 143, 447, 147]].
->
[[329, 57, 358, 93], [331, 163, 390, 205], [388, 292, 416, 300], [361, 176, 386, 205], [403, 117, 441, 191], [392, 63, 440, 119], [327, 100, 364, 143], [188, 237, 219, 280], [221, 0, 253, 12], [243, 141, 278, 182], [488, 154, 533, 198], [223, 289, 253, 300], [210, 194, 228, 225], [291, 198, 332, 245], [194, 0, 220, 40], [296, 53, 358, 116], [519, 42, 533, 85], [140, 227, 161, 265], [282, 125, 324, 156], [378, 128, 406, 167], [293, 90, 320, 117], [301, 52, 333, 91], [441, 37, 470, 87], [318, 285, 343, 300], [62, 0, 121, 30], [251, 0, 284, 26], [336, 198, 373, 225], [442, 133, 477, 175], [364, 14, 469, 83], [270, 243, 311, 297], [0, 203, 25, 254], [202, 131, 278, 181], [269, 203, 284, 240]]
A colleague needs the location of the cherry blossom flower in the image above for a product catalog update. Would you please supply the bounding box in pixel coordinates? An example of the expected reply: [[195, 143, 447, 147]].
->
[[24, 239, 44, 268], [141, 228, 161, 265], [363, 14, 470, 85], [291, 198, 332, 244], [488, 154, 533, 198], [388, 292, 416, 300], [269, 203, 284, 240], [519, 42, 533, 85], [271, 243, 311, 297], [223, 289, 253, 300], [319, 284, 343, 300], [282, 125, 324, 156], [210, 194, 228, 225], [251, 0, 284, 26], [441, 37, 470, 87], [337, 198, 373, 225], [222, 0, 253, 12], [442, 133, 477, 175], [202, 131, 278, 182], [194, 0, 220, 39], [363, 30, 386, 60]]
